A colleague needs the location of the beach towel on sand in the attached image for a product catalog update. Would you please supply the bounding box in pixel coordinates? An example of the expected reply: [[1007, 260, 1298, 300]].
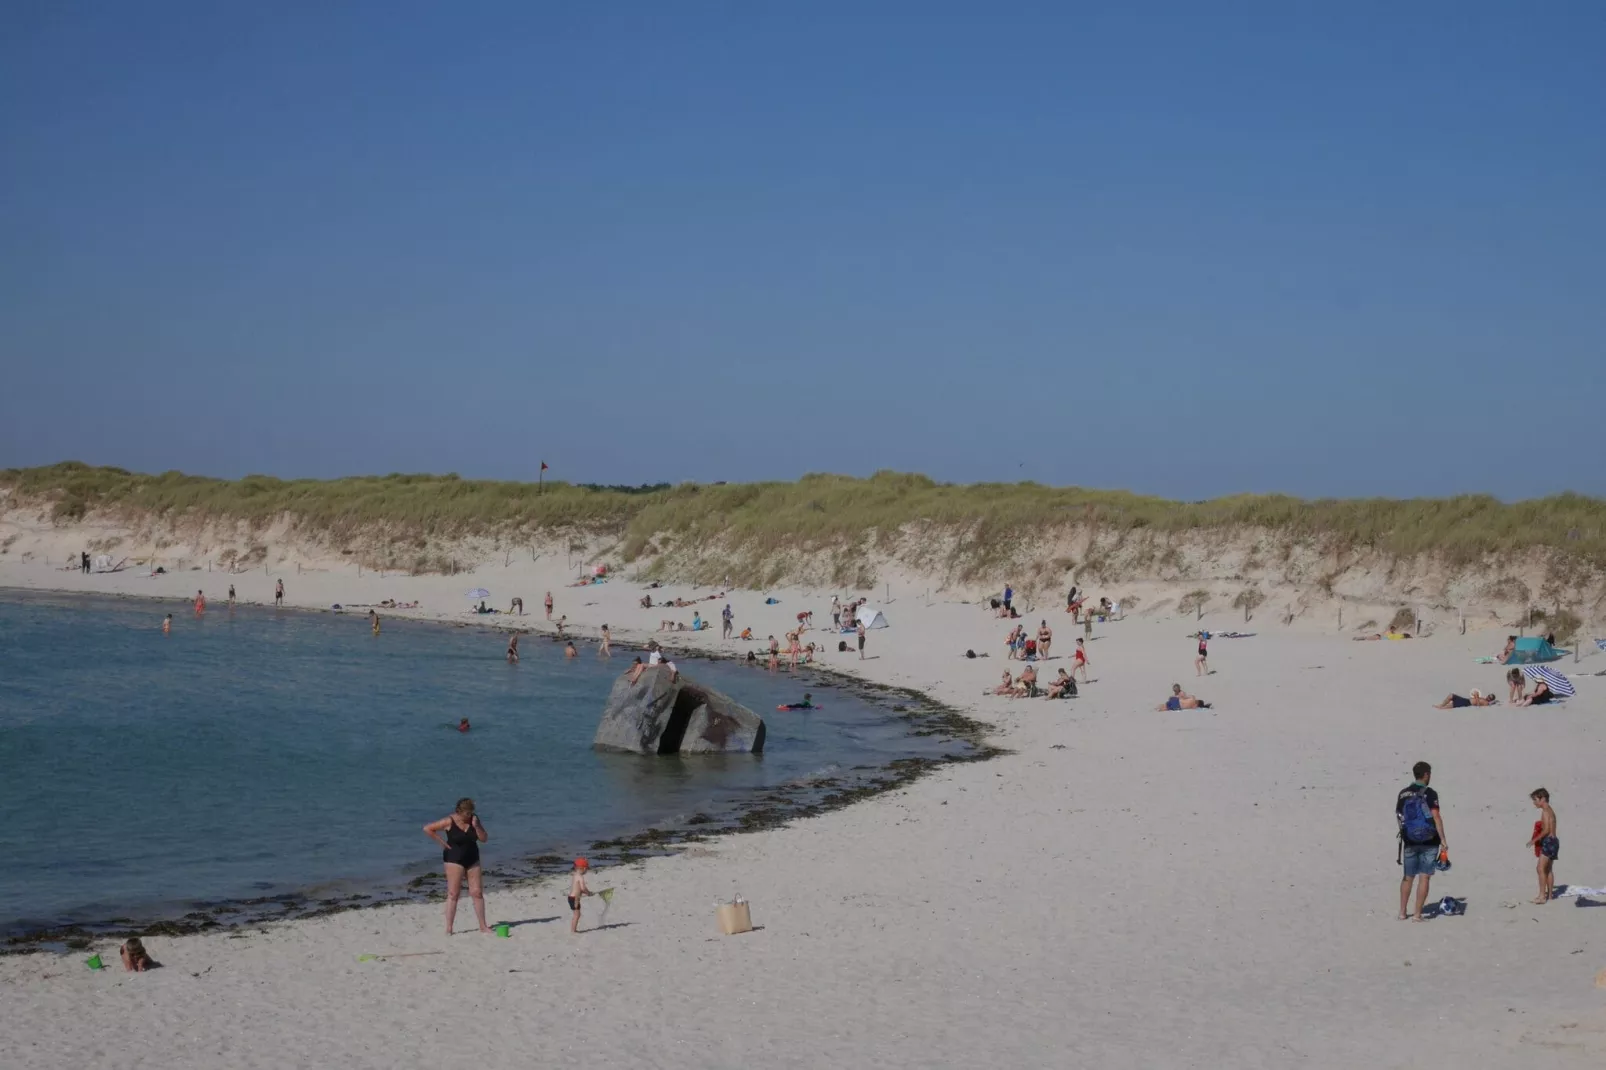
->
[[1555, 886, 1606, 898]]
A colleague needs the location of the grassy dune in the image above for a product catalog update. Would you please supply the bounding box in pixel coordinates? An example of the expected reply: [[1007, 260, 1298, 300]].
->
[[5, 463, 1605, 577]]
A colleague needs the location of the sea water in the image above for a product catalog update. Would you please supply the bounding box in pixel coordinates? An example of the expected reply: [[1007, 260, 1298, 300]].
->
[[0, 589, 958, 936]]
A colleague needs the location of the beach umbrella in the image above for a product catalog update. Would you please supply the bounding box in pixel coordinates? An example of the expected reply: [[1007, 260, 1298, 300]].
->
[[1521, 664, 1575, 698], [464, 588, 491, 600]]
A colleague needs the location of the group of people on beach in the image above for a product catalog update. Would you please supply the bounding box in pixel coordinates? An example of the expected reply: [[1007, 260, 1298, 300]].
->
[[1394, 762, 1561, 922], [422, 798, 599, 936]]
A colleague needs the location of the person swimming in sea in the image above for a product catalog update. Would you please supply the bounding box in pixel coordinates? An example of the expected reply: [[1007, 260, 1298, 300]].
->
[[564, 641, 578, 659], [162, 613, 172, 634], [506, 633, 520, 663], [458, 717, 471, 733], [780, 693, 816, 710]]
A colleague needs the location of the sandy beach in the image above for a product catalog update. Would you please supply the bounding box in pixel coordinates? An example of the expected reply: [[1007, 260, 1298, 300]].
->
[[1, 552, 1604, 1069]]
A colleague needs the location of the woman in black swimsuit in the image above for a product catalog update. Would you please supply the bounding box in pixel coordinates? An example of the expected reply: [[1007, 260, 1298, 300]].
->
[[423, 797, 491, 935]]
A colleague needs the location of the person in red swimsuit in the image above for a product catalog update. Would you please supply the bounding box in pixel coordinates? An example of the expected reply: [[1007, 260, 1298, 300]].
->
[[1073, 638, 1089, 682]]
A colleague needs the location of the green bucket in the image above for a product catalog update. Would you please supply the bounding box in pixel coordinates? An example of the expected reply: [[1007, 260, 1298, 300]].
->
[[85, 954, 104, 971], [494, 924, 510, 938]]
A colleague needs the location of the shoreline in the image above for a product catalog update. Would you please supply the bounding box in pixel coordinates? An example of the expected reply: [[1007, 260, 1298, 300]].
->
[[0, 583, 1000, 953], [4, 560, 1603, 1068]]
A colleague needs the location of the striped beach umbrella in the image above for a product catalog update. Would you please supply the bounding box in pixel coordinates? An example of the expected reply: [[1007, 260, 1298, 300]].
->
[[464, 588, 491, 600], [1521, 664, 1576, 698]]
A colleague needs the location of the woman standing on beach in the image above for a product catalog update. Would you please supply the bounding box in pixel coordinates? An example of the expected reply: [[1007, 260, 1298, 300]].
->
[[423, 798, 491, 936]]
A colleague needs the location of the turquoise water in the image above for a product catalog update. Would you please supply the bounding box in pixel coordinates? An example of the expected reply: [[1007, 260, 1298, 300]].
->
[[0, 589, 958, 937]]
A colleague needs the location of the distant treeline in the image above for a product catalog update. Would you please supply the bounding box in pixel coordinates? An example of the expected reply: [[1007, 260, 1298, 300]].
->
[[575, 483, 673, 495]]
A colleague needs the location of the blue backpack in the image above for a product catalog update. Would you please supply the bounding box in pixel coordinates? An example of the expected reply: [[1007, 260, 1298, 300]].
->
[[1399, 789, 1437, 845]]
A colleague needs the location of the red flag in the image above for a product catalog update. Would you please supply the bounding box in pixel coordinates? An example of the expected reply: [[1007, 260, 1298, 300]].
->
[[540, 461, 548, 471]]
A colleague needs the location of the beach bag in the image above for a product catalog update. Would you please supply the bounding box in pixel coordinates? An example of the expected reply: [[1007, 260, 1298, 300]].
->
[[1399, 789, 1436, 845]]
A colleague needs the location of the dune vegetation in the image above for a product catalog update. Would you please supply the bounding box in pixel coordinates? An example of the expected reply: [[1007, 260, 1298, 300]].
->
[[5, 463, 1606, 582]]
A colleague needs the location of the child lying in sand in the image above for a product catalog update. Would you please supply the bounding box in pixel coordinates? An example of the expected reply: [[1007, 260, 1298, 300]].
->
[[1156, 684, 1211, 710], [1434, 689, 1494, 708]]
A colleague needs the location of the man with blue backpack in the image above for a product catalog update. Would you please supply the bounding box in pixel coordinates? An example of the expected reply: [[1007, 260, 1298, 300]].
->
[[1397, 761, 1449, 921]]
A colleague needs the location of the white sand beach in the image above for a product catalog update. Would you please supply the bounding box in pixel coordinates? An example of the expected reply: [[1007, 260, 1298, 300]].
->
[[2, 554, 1604, 1069]]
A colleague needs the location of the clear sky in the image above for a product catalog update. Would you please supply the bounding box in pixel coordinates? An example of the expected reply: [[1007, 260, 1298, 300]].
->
[[3, 2, 1602, 500]]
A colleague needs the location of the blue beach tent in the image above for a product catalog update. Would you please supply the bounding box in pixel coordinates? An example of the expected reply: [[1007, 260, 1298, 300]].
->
[[1505, 637, 1564, 664]]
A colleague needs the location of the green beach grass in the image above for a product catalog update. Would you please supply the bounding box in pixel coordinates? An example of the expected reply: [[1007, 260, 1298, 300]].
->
[[5, 463, 1604, 579]]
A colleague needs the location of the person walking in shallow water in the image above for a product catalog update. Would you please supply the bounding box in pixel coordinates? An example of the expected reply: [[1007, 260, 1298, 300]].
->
[[598, 624, 612, 658], [423, 798, 491, 935], [274, 578, 284, 606]]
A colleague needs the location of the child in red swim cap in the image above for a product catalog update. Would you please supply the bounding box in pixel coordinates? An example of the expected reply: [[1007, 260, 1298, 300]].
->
[[568, 858, 593, 933]]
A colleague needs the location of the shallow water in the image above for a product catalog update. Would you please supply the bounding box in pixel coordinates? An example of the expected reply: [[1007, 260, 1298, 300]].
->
[[0, 589, 956, 936]]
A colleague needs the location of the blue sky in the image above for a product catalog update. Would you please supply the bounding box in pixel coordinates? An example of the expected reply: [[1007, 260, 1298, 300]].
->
[[3, 2, 1602, 499]]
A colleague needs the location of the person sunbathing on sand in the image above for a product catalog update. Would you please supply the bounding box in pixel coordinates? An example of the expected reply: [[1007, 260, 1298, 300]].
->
[[1434, 689, 1493, 709], [1013, 664, 1039, 697], [1498, 635, 1517, 662], [1046, 668, 1075, 698], [990, 672, 1014, 696], [1156, 684, 1211, 710]]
